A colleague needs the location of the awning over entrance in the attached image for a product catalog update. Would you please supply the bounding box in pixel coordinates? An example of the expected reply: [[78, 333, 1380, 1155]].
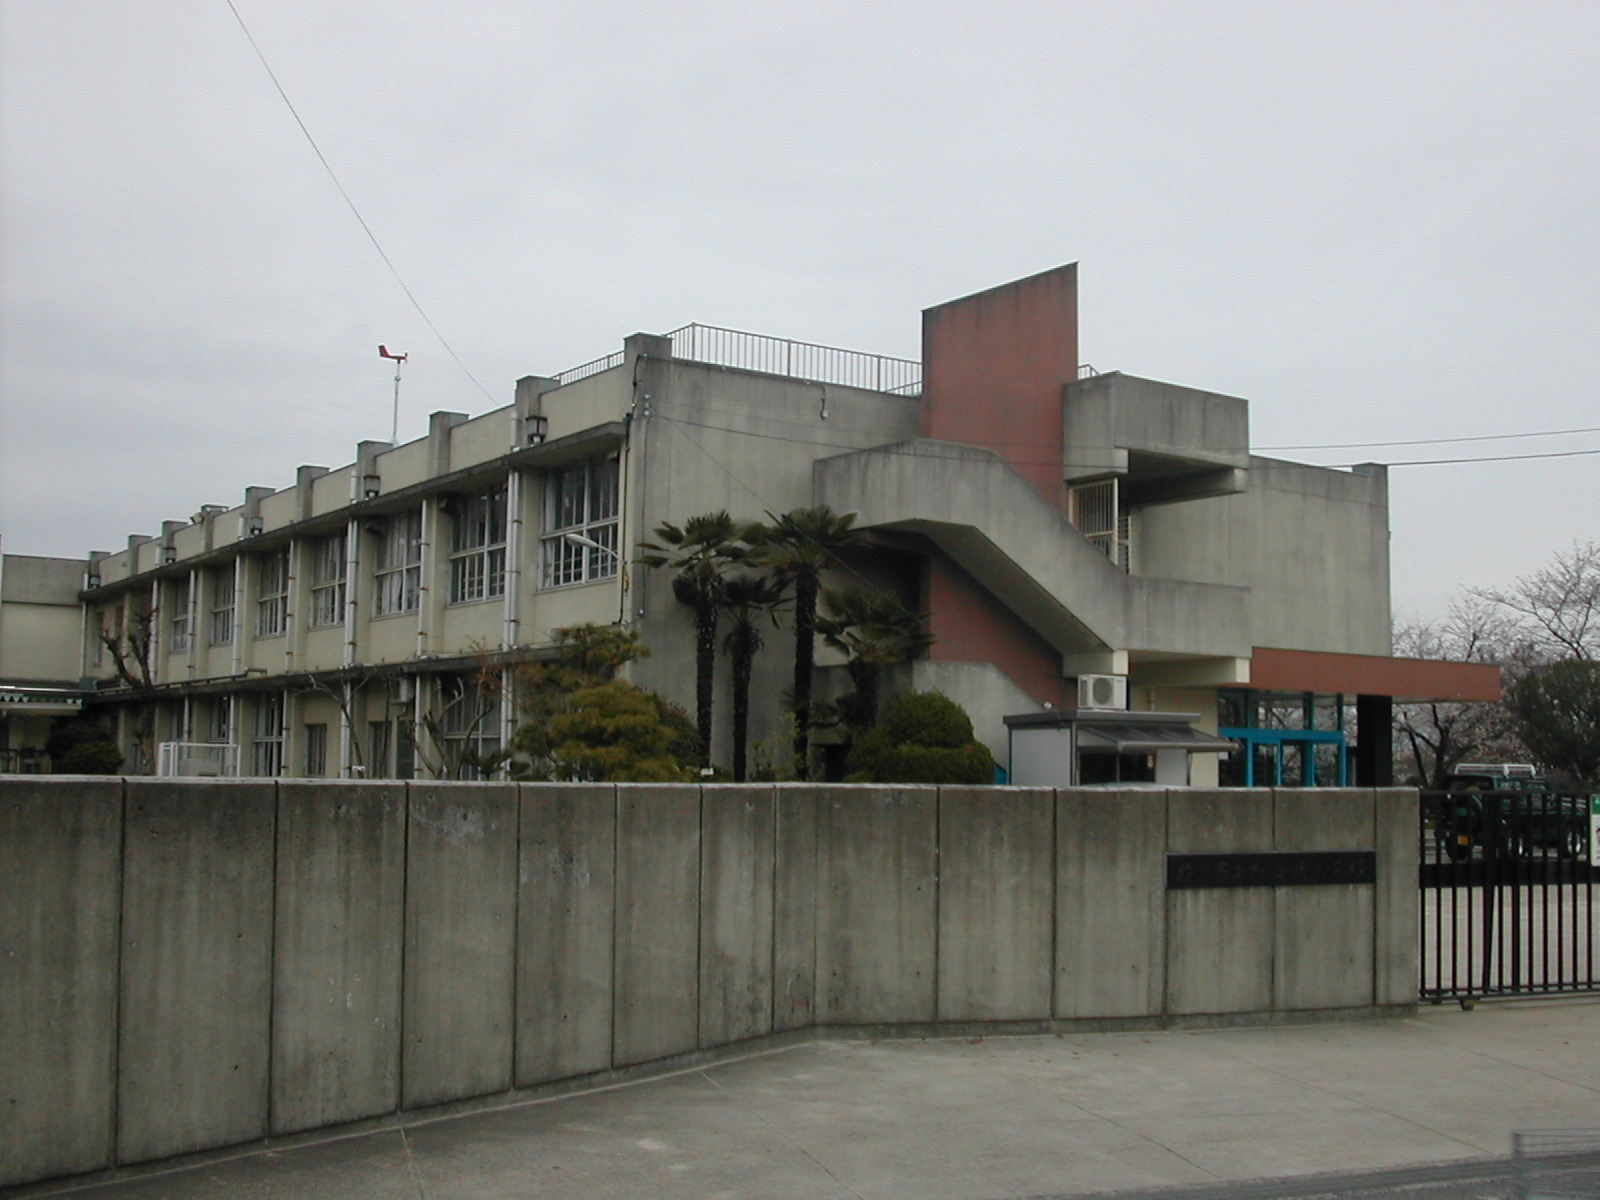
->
[[1248, 647, 1501, 703], [1075, 722, 1237, 754]]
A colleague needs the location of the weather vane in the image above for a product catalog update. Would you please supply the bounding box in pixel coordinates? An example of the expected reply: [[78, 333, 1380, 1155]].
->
[[378, 345, 407, 444]]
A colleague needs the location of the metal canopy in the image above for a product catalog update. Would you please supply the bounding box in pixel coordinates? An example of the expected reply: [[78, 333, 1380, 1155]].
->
[[1075, 722, 1235, 753]]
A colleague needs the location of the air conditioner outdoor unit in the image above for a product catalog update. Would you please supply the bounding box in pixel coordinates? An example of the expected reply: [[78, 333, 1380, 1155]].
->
[[1077, 674, 1127, 711]]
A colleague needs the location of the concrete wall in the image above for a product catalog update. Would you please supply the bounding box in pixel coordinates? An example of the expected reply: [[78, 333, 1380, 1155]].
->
[[0, 777, 1417, 1188], [1138, 458, 1391, 657]]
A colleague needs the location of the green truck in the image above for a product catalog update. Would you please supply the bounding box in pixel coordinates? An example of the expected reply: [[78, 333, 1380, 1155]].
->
[[1432, 764, 1588, 861]]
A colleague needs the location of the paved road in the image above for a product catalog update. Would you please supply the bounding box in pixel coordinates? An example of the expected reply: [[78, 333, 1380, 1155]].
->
[[10, 999, 1598, 1200]]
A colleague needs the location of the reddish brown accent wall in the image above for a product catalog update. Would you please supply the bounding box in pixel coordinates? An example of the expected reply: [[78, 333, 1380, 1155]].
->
[[925, 557, 1068, 707], [920, 264, 1078, 513], [1249, 647, 1501, 702]]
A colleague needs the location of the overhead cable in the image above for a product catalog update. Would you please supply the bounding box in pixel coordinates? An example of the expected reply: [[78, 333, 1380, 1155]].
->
[[223, 0, 496, 405]]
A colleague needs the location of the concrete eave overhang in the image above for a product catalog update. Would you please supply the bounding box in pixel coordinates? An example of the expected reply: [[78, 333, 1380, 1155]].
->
[[1248, 647, 1502, 703], [82, 423, 628, 600]]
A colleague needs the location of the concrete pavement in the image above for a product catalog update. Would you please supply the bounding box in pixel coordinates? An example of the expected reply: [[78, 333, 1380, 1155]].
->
[[10, 999, 1598, 1200]]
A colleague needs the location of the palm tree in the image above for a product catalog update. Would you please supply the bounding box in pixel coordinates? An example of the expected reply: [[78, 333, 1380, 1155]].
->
[[817, 586, 935, 733], [637, 511, 748, 769], [749, 506, 863, 779], [721, 573, 788, 782]]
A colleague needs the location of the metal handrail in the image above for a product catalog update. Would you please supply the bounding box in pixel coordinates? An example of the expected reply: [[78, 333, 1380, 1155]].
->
[[553, 323, 1101, 396], [553, 350, 626, 386]]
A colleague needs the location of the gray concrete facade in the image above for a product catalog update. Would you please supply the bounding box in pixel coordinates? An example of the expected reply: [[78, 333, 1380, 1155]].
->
[[1, 776, 1419, 1190]]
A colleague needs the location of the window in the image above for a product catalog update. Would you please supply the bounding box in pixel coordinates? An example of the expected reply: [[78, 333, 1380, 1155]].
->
[[1070, 479, 1130, 572], [256, 550, 289, 637], [210, 564, 236, 645], [437, 674, 500, 779], [251, 693, 284, 776], [366, 720, 391, 778], [303, 723, 327, 776], [309, 532, 346, 628], [210, 699, 231, 743], [168, 577, 191, 654], [540, 456, 619, 588], [374, 510, 422, 616], [448, 489, 508, 604]]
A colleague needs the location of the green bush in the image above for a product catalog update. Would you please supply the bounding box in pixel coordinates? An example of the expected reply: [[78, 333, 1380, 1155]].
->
[[57, 740, 123, 775], [844, 691, 995, 784]]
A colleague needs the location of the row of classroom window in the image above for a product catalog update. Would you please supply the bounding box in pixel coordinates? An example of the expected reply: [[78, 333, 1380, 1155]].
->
[[106, 458, 618, 656], [138, 677, 502, 779]]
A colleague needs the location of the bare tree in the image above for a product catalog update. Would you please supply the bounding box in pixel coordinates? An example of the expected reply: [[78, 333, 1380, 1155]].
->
[[1392, 596, 1526, 788], [1471, 540, 1599, 662], [292, 671, 380, 776], [99, 605, 159, 772]]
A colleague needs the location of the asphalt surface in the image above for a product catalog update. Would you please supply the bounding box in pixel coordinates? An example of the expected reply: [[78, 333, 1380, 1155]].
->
[[9, 998, 1599, 1200]]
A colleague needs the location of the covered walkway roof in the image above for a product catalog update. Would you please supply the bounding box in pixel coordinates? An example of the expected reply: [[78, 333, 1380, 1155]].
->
[[1248, 647, 1501, 703]]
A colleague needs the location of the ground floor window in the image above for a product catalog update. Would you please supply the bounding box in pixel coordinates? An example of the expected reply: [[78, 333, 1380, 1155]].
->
[[251, 694, 284, 777], [303, 722, 327, 776], [434, 674, 501, 779]]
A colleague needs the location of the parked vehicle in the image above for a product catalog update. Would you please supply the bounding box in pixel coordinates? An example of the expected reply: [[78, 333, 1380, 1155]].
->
[[1430, 767, 1588, 861]]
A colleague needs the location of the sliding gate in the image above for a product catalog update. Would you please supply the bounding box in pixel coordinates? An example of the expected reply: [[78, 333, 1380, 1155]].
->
[[1420, 790, 1599, 1002]]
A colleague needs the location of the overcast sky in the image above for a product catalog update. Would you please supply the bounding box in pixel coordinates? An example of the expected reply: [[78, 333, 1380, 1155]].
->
[[2, 0, 1596, 621]]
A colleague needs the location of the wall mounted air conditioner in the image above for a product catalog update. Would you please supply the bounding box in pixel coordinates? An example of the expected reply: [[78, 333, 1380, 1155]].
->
[[1077, 674, 1128, 711], [394, 676, 415, 704]]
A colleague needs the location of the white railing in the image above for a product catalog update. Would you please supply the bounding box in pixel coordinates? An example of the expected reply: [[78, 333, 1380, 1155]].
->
[[156, 741, 238, 778], [667, 324, 921, 394], [553, 350, 626, 386]]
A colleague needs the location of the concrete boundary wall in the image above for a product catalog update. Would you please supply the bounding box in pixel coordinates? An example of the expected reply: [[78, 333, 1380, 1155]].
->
[[0, 779, 1418, 1189]]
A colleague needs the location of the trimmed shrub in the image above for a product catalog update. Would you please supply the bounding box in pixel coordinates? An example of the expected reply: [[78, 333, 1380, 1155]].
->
[[57, 740, 124, 775], [844, 691, 995, 784]]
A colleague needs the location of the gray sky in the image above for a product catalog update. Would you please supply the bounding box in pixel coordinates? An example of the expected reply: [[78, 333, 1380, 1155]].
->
[[3, 0, 1596, 621]]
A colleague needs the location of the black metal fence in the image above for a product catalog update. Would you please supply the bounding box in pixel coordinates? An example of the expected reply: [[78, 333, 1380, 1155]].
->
[[1419, 789, 1597, 1002]]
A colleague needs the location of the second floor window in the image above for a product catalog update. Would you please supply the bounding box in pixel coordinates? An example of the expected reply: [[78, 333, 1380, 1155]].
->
[[210, 565, 235, 645], [374, 510, 422, 616], [540, 456, 619, 588], [309, 532, 347, 628], [168, 577, 191, 655], [256, 550, 289, 638], [449, 489, 507, 604]]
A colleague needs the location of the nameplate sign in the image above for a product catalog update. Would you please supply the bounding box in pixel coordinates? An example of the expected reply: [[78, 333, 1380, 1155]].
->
[[1166, 851, 1377, 889]]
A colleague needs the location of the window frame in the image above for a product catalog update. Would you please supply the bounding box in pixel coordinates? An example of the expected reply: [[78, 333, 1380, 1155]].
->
[[539, 456, 619, 589], [308, 532, 347, 629], [168, 576, 191, 655], [448, 488, 508, 605], [209, 564, 236, 646], [373, 510, 423, 617], [255, 549, 290, 638]]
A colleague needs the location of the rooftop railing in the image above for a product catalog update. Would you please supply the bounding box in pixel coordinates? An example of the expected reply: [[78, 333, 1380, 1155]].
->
[[667, 324, 922, 395], [552, 326, 923, 395], [553, 325, 1100, 395]]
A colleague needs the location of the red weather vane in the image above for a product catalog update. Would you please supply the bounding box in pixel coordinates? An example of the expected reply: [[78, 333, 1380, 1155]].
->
[[378, 346, 407, 443]]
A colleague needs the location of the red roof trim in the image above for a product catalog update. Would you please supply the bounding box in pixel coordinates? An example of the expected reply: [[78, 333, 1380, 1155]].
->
[[1249, 647, 1501, 702]]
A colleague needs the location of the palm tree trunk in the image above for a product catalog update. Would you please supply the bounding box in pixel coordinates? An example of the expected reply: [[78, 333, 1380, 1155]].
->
[[695, 599, 717, 768], [731, 629, 753, 782], [792, 574, 818, 779], [849, 659, 880, 729]]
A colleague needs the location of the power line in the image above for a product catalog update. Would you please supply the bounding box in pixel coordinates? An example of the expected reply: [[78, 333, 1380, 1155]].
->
[[1258, 424, 1600, 451], [654, 409, 1600, 473], [222, 0, 496, 406], [663, 392, 1600, 460], [1336, 446, 1600, 468]]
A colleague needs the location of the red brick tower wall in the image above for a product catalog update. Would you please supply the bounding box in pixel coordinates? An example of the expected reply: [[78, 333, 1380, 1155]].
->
[[919, 262, 1078, 513], [918, 265, 1079, 704]]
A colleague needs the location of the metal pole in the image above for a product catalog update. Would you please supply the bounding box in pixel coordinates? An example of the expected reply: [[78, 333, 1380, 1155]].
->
[[391, 360, 402, 445]]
